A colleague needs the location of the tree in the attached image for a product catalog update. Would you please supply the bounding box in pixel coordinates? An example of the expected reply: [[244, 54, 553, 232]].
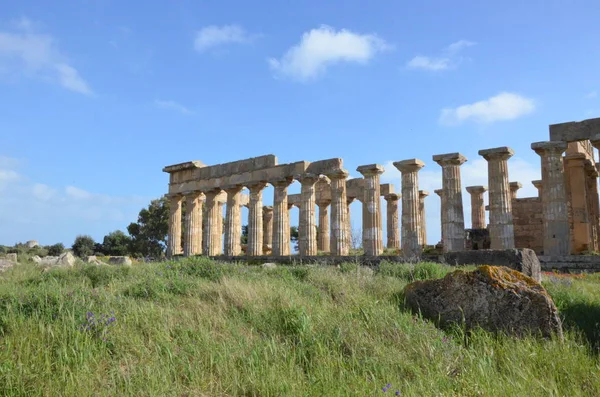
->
[[72, 235, 96, 258], [102, 230, 132, 256], [47, 243, 65, 256], [290, 226, 299, 252], [127, 197, 169, 258]]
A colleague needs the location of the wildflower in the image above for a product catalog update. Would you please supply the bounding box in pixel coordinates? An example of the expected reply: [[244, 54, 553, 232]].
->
[[395, 391, 401, 396]]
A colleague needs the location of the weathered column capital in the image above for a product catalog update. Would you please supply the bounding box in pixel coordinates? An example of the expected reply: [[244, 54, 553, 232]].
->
[[590, 134, 600, 150], [223, 185, 244, 195], [531, 141, 568, 156], [532, 180, 542, 190], [384, 193, 400, 202], [326, 169, 349, 180], [585, 160, 599, 177], [478, 146, 515, 161], [271, 176, 294, 188], [466, 185, 488, 195], [247, 182, 268, 193], [419, 190, 430, 199], [509, 182, 522, 199], [298, 173, 319, 186], [263, 206, 273, 218], [434, 189, 443, 198], [316, 199, 331, 208], [393, 159, 425, 173], [432, 152, 467, 167], [357, 164, 385, 177]]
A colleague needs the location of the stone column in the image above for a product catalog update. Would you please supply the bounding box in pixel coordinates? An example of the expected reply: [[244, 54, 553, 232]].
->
[[434, 189, 444, 245], [203, 189, 223, 256], [465, 186, 488, 229], [247, 182, 267, 256], [532, 180, 543, 197], [357, 164, 385, 256], [419, 190, 429, 246], [327, 170, 350, 255], [216, 201, 224, 253], [384, 193, 400, 249], [346, 198, 355, 249], [532, 141, 570, 255], [298, 174, 319, 256], [263, 206, 274, 254], [272, 178, 293, 256], [509, 182, 522, 200], [167, 194, 183, 257], [478, 147, 515, 250], [564, 153, 591, 253], [585, 162, 599, 252], [183, 191, 203, 257], [433, 153, 467, 252], [224, 186, 243, 256], [393, 159, 425, 258], [317, 200, 331, 253]]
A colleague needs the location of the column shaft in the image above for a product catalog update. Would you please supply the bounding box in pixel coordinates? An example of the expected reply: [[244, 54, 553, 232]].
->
[[203, 190, 222, 256], [247, 183, 267, 256], [385, 194, 400, 249], [184, 192, 203, 256], [167, 195, 183, 257], [328, 171, 349, 255], [224, 186, 243, 256], [272, 179, 293, 256], [263, 206, 273, 254], [357, 164, 385, 256], [394, 159, 425, 258], [466, 186, 488, 229], [317, 202, 331, 252], [299, 174, 318, 256], [419, 190, 429, 247]]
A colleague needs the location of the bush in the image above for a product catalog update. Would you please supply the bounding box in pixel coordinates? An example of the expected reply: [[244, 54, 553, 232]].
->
[[47, 243, 65, 256], [72, 235, 96, 258]]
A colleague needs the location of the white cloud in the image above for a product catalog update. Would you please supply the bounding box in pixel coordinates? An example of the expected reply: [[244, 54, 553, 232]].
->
[[194, 24, 255, 52], [0, 17, 92, 94], [154, 99, 193, 115], [32, 183, 56, 201], [586, 91, 597, 99], [268, 25, 390, 81], [406, 40, 475, 71], [65, 185, 93, 200], [381, 156, 540, 244], [440, 92, 535, 125]]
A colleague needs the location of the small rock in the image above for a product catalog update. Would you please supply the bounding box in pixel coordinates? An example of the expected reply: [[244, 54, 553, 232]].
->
[[108, 256, 133, 266], [262, 262, 277, 269], [404, 265, 563, 339], [31, 255, 41, 264], [85, 256, 97, 263]]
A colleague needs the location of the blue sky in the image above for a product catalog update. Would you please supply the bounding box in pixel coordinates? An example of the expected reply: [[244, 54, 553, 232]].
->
[[1, 0, 599, 246]]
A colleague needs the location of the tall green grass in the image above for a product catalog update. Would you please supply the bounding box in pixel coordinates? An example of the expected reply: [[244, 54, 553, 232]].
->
[[0, 258, 598, 396]]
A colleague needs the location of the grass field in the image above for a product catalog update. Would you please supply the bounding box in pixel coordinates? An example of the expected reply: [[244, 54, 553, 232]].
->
[[0, 258, 599, 396]]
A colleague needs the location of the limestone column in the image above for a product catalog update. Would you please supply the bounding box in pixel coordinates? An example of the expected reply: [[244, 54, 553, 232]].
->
[[509, 182, 522, 200], [216, 201, 224, 253], [585, 162, 599, 252], [532, 180, 543, 197], [183, 191, 203, 256], [419, 190, 429, 246], [167, 194, 183, 257], [478, 147, 515, 249], [346, 197, 355, 249], [433, 189, 444, 245], [532, 141, 570, 255], [384, 193, 400, 249], [272, 178, 293, 256], [203, 189, 223, 256], [357, 164, 385, 256], [564, 153, 591, 253], [327, 170, 350, 255], [247, 182, 267, 256], [433, 153, 467, 252], [317, 200, 331, 253], [298, 174, 319, 256], [393, 159, 425, 258], [465, 186, 488, 229], [224, 186, 243, 256], [263, 206, 274, 254]]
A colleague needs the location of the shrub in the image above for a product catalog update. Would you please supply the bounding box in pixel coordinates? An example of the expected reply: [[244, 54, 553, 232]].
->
[[72, 235, 96, 258], [47, 243, 65, 256]]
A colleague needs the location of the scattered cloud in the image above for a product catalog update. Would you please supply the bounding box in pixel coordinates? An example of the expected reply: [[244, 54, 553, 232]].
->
[[154, 99, 193, 115], [0, 157, 148, 245], [381, 156, 540, 244], [194, 24, 257, 52], [586, 91, 597, 99], [0, 16, 93, 94], [406, 40, 475, 71], [268, 25, 390, 81], [440, 92, 535, 125]]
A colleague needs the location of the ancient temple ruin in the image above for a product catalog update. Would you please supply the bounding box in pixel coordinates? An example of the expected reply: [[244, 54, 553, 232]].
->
[[163, 117, 600, 258]]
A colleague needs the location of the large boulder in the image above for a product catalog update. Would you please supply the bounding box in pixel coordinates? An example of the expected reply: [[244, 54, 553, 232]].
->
[[108, 256, 133, 266], [442, 248, 541, 282], [6, 253, 17, 262], [35, 252, 77, 268], [0, 258, 16, 272], [404, 265, 563, 339]]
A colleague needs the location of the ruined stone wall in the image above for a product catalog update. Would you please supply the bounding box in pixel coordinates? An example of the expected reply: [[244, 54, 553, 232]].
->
[[512, 197, 543, 254]]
